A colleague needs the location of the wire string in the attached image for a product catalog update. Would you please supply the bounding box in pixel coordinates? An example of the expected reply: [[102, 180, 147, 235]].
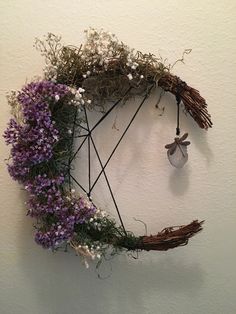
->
[[67, 84, 154, 233]]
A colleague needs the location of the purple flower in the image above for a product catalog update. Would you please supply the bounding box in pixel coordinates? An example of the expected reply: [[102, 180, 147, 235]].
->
[[34, 193, 97, 249], [4, 80, 97, 251], [3, 81, 69, 182], [24, 173, 96, 249], [35, 223, 72, 249]]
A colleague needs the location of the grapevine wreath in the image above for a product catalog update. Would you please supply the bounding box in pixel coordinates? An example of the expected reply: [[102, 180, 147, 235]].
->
[[4, 29, 212, 268]]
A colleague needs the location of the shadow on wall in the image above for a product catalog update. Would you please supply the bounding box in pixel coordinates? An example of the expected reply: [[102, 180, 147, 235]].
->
[[17, 215, 205, 314], [168, 166, 190, 196], [185, 107, 213, 165]]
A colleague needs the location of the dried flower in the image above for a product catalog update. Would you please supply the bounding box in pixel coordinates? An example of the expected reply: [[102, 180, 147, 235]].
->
[[127, 73, 133, 80]]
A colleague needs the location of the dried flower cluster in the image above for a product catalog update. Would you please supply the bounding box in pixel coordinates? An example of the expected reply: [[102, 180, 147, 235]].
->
[[4, 81, 68, 181], [3, 29, 209, 269], [34, 28, 212, 129], [35, 28, 168, 108]]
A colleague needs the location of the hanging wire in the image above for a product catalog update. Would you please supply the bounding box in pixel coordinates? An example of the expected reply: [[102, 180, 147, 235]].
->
[[175, 80, 187, 136], [176, 87, 181, 136]]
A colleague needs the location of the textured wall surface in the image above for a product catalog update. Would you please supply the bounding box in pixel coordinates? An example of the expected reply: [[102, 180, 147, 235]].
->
[[0, 1, 236, 314]]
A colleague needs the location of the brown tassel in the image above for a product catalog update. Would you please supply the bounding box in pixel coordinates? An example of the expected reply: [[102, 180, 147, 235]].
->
[[135, 220, 204, 251], [158, 73, 212, 130]]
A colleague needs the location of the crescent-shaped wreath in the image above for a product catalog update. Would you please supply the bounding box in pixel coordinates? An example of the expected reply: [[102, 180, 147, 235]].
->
[[4, 28, 212, 268]]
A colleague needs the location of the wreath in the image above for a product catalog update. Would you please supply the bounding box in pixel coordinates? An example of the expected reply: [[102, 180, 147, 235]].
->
[[4, 28, 212, 268]]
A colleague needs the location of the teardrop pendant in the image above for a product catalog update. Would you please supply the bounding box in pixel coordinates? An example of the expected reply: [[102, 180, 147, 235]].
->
[[165, 133, 190, 168]]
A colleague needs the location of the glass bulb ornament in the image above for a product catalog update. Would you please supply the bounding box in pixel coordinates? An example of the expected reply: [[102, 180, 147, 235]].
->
[[165, 133, 190, 168]]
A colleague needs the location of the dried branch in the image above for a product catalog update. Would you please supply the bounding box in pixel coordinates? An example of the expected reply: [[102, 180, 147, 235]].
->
[[135, 220, 204, 251], [158, 73, 212, 129]]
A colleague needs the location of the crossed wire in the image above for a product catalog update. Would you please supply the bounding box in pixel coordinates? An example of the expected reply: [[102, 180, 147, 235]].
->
[[67, 84, 154, 233]]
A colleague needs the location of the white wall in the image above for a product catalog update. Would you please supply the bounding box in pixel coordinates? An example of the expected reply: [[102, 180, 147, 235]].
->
[[0, 1, 236, 314]]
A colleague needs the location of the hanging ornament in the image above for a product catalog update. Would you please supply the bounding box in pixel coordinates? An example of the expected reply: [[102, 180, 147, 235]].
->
[[165, 81, 191, 168], [165, 133, 191, 168]]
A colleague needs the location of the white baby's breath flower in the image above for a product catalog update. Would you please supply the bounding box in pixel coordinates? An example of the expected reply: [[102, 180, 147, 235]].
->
[[55, 94, 60, 101], [69, 87, 77, 95], [75, 92, 82, 99], [78, 87, 85, 93], [84, 260, 89, 269], [127, 73, 133, 80]]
